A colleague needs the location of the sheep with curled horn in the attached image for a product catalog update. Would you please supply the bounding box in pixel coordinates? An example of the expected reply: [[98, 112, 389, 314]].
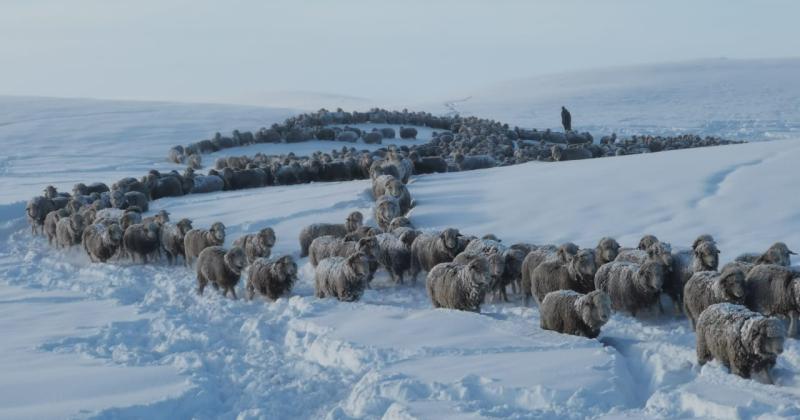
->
[[122, 222, 161, 263], [246, 255, 298, 300], [409, 228, 462, 284], [196, 246, 247, 299], [160, 218, 193, 265], [298, 211, 363, 257], [233, 227, 277, 265], [426, 257, 490, 312], [184, 221, 226, 266], [594, 259, 665, 317], [55, 213, 86, 248], [530, 248, 597, 305], [540, 290, 612, 339], [520, 243, 579, 305], [735, 242, 796, 268], [82, 222, 124, 263], [696, 303, 785, 384], [744, 264, 800, 337], [683, 266, 746, 330], [314, 253, 371, 302]]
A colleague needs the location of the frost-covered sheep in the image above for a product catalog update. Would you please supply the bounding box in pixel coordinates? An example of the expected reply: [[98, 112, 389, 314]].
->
[[196, 246, 247, 298], [520, 243, 579, 304], [460, 238, 510, 300], [387, 216, 413, 232], [309, 235, 379, 267], [384, 178, 412, 214], [44, 208, 69, 244], [594, 260, 665, 316], [409, 228, 462, 283], [314, 253, 370, 302], [190, 173, 225, 194], [26, 196, 56, 234], [736, 242, 796, 267], [684, 266, 746, 330], [531, 249, 597, 305], [82, 223, 124, 262], [551, 145, 592, 161], [374, 196, 401, 231], [111, 190, 150, 212], [399, 127, 418, 139], [184, 221, 226, 265], [374, 230, 417, 284], [168, 145, 185, 164], [371, 174, 395, 199], [454, 153, 496, 171], [122, 222, 161, 263], [72, 182, 109, 196], [426, 257, 490, 312], [55, 214, 86, 248], [696, 303, 786, 384], [667, 240, 719, 313], [233, 227, 276, 265], [744, 264, 800, 337], [142, 209, 170, 226], [298, 211, 363, 257], [638, 234, 660, 251], [595, 237, 620, 266], [160, 218, 193, 265], [539, 290, 612, 339], [246, 255, 297, 300]]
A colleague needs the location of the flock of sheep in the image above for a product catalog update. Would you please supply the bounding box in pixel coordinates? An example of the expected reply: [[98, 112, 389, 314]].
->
[[24, 107, 789, 388]]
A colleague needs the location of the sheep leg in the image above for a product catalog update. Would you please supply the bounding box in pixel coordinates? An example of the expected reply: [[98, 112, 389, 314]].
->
[[246, 283, 255, 300], [229, 287, 238, 300], [501, 286, 509, 303], [197, 274, 208, 295], [790, 311, 798, 338]]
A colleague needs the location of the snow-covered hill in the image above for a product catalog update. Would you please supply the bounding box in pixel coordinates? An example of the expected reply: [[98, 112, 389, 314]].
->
[[432, 58, 800, 141], [2, 81, 800, 418]]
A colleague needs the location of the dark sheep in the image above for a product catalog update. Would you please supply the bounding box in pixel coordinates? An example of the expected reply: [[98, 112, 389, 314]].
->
[[233, 227, 277, 265], [122, 222, 161, 263], [55, 213, 86, 248], [409, 228, 462, 284], [196, 246, 247, 298], [298, 211, 363, 257], [539, 290, 612, 339], [426, 257, 490, 312], [594, 260, 665, 316], [82, 223, 124, 262], [160, 218, 193, 265], [184, 222, 226, 266], [246, 255, 298, 300]]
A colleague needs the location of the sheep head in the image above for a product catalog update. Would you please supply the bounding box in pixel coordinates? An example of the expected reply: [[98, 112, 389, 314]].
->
[[758, 242, 796, 266], [346, 252, 369, 278], [385, 179, 404, 199], [210, 222, 226, 242], [70, 214, 85, 231], [638, 235, 659, 251], [578, 290, 612, 330], [440, 228, 461, 255], [107, 224, 124, 244], [694, 241, 720, 271], [743, 317, 786, 359], [154, 210, 170, 224], [638, 260, 665, 292], [346, 211, 364, 232], [569, 249, 597, 287], [224, 247, 247, 274], [596, 237, 620, 264], [357, 237, 380, 259], [73, 183, 88, 196], [258, 227, 276, 248], [177, 218, 193, 235], [388, 217, 412, 232], [692, 234, 716, 251], [718, 266, 746, 302], [646, 242, 673, 267], [556, 242, 579, 263], [275, 256, 298, 281], [398, 229, 419, 249]]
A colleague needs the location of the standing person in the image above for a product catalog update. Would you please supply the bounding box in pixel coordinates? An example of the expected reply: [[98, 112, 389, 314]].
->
[[561, 106, 572, 132]]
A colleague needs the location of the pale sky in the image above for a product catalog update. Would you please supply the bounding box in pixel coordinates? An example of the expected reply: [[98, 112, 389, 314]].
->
[[1, 0, 798, 105]]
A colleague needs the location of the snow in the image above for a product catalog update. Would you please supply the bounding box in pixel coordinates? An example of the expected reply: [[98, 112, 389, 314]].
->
[[3, 59, 800, 418]]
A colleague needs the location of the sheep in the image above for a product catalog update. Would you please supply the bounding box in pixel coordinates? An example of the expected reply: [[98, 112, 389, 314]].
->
[[384, 177, 412, 214], [232, 227, 276, 265], [26, 196, 56, 234], [184, 221, 226, 266], [314, 253, 370, 302], [82, 223, 124, 262], [142, 209, 170, 226], [246, 255, 298, 300], [117, 190, 149, 212], [501, 244, 530, 295], [399, 127, 418, 139], [539, 290, 612, 339], [454, 153, 496, 171], [411, 155, 448, 174], [595, 237, 620, 266], [187, 153, 202, 170], [122, 222, 161, 263], [196, 246, 247, 299], [298, 211, 363, 257], [426, 257, 490, 312], [363, 131, 383, 144], [43, 208, 69, 244], [667, 240, 720, 314], [308, 234, 378, 266], [409, 228, 462, 284], [168, 145, 185, 163], [736, 242, 796, 267], [374, 230, 417, 284], [145, 173, 185, 200], [696, 303, 786, 384], [638, 234, 660, 250], [72, 182, 109, 196], [530, 249, 597, 305], [520, 243, 579, 304], [551, 145, 592, 161], [189, 173, 225, 194], [160, 218, 193, 265], [374, 196, 401, 231], [744, 264, 800, 337], [684, 266, 747, 330], [721, 260, 757, 277], [371, 174, 395, 199], [594, 260, 665, 316], [460, 238, 510, 301], [55, 213, 86, 248]]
